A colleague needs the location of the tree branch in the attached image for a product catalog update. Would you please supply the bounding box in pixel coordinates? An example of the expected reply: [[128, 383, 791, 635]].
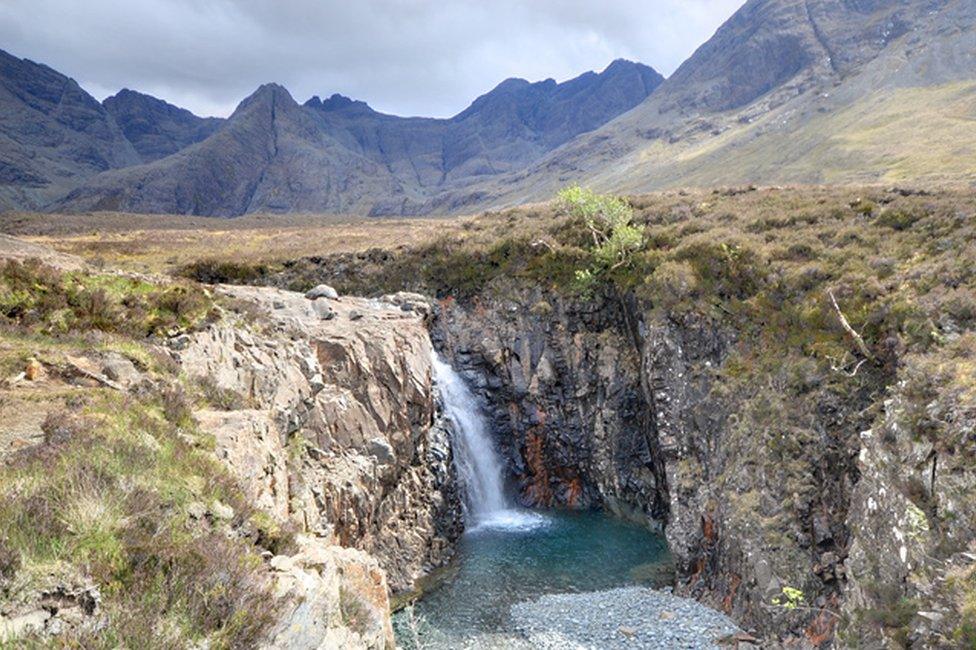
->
[[827, 289, 874, 361]]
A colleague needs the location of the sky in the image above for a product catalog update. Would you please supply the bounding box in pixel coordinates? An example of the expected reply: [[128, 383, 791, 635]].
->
[[0, 0, 745, 119]]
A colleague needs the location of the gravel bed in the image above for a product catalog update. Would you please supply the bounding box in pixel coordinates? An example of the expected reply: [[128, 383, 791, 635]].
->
[[509, 586, 742, 649]]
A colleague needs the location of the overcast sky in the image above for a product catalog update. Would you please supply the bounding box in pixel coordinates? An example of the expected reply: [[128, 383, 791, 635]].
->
[[0, 0, 744, 119]]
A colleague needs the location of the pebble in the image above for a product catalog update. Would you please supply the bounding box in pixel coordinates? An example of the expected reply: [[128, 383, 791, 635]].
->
[[510, 587, 742, 650]]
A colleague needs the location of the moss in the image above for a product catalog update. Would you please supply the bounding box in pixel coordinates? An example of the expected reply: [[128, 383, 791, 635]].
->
[[339, 586, 372, 637]]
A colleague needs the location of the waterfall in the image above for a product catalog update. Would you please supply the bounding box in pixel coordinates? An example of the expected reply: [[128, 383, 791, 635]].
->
[[432, 353, 509, 515], [432, 352, 546, 531]]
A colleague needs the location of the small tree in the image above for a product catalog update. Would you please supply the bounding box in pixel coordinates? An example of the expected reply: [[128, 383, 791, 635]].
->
[[557, 185, 643, 292]]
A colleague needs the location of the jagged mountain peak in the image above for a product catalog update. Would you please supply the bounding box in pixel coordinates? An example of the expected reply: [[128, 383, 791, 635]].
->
[[102, 87, 223, 162], [654, 0, 955, 113], [0, 47, 139, 211], [304, 93, 375, 115], [232, 82, 298, 116], [455, 60, 663, 125]]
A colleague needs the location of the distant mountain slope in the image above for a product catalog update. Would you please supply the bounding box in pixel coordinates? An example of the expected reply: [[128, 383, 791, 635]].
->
[[103, 89, 223, 162], [56, 84, 406, 215], [54, 60, 663, 216], [458, 0, 976, 210], [0, 50, 139, 211]]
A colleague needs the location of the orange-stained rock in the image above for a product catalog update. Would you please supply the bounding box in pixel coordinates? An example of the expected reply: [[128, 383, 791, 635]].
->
[[24, 358, 43, 381]]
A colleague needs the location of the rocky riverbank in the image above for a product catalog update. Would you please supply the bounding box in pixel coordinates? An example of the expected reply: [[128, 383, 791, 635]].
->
[[511, 587, 742, 650]]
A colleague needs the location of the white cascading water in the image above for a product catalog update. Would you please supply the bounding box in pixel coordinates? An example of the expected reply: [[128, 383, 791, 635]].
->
[[431, 352, 546, 531]]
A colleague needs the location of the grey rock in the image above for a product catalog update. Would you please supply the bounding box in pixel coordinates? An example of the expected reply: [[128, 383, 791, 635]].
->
[[101, 353, 140, 386], [305, 284, 339, 300], [311, 299, 336, 320], [168, 334, 192, 350], [0, 609, 51, 642], [209, 500, 235, 521], [187, 501, 207, 520], [368, 437, 396, 466]]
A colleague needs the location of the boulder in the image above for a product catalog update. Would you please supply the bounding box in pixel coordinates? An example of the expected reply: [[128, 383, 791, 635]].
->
[[101, 353, 141, 386], [312, 300, 336, 321], [305, 284, 339, 300]]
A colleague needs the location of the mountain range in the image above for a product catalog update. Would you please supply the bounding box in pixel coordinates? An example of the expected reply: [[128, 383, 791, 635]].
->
[[0, 53, 661, 215], [1, 0, 974, 217]]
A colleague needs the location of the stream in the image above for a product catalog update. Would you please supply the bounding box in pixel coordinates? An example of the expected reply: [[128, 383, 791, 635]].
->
[[394, 509, 672, 648], [394, 356, 675, 647]]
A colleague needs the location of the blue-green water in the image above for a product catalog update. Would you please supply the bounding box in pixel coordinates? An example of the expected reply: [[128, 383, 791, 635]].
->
[[395, 509, 672, 647]]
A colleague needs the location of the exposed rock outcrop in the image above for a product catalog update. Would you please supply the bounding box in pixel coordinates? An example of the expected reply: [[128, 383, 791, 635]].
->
[[433, 283, 867, 644], [434, 284, 666, 524], [842, 339, 976, 646], [263, 538, 395, 650], [175, 285, 463, 594]]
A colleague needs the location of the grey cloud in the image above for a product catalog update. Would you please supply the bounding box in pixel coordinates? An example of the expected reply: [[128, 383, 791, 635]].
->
[[0, 0, 744, 118]]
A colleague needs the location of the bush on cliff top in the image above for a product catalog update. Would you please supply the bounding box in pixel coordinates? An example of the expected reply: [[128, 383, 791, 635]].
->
[[556, 185, 643, 293], [0, 259, 216, 337]]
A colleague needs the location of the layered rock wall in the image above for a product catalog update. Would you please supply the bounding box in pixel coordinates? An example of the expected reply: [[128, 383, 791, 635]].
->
[[433, 284, 871, 644], [434, 284, 667, 525], [169, 285, 463, 649]]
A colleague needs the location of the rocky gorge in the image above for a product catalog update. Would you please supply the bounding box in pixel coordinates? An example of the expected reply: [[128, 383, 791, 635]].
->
[[4, 186, 976, 648], [238, 186, 976, 647]]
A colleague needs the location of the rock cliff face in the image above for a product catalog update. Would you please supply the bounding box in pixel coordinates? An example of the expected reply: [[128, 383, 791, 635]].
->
[[102, 89, 223, 162], [150, 283, 464, 648], [432, 284, 872, 644], [175, 285, 463, 595], [434, 284, 666, 524], [841, 340, 976, 645]]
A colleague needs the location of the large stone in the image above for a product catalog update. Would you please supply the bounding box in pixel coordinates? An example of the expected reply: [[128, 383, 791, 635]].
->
[[101, 353, 141, 386], [262, 538, 394, 650], [306, 284, 339, 301]]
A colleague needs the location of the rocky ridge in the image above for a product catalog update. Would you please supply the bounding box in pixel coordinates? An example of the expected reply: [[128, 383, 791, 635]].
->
[[0, 49, 139, 211], [0, 50, 661, 216], [102, 89, 224, 162]]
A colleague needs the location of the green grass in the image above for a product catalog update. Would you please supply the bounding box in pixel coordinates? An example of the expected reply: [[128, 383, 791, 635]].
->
[[0, 262, 289, 648], [0, 389, 282, 648]]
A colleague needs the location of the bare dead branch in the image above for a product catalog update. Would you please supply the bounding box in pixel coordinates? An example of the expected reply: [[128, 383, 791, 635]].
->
[[827, 289, 874, 361], [530, 238, 556, 253]]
